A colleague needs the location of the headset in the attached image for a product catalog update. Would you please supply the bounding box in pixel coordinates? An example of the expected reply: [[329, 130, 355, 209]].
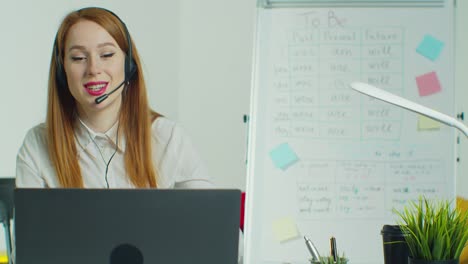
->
[[54, 7, 137, 103]]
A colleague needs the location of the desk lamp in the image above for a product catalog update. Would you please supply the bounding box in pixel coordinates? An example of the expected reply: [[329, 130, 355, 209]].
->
[[0, 178, 15, 264], [349, 82, 468, 137]]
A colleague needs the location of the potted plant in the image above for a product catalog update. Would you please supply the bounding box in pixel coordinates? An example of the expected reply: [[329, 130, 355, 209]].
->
[[395, 196, 468, 264]]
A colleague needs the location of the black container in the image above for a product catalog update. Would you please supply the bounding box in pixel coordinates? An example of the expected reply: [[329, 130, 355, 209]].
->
[[381, 225, 410, 264]]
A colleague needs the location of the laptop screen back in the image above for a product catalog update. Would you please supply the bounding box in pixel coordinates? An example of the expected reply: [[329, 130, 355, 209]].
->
[[14, 188, 241, 264]]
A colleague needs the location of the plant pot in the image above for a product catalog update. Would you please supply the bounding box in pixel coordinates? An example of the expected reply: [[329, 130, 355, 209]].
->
[[408, 257, 459, 264], [381, 224, 410, 264]]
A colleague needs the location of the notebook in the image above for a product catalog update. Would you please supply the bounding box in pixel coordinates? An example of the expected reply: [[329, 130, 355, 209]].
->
[[14, 188, 241, 264]]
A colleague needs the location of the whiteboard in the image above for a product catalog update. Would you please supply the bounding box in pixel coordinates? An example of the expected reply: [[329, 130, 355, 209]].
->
[[244, 3, 456, 264]]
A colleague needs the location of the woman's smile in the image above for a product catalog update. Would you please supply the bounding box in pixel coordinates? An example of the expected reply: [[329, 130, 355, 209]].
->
[[84, 81, 108, 96]]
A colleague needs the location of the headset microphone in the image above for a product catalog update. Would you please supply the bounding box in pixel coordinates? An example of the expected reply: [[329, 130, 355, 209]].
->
[[95, 80, 126, 104]]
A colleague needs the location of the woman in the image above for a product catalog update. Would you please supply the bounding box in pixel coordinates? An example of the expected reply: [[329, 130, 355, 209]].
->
[[15, 8, 244, 263], [16, 7, 213, 189]]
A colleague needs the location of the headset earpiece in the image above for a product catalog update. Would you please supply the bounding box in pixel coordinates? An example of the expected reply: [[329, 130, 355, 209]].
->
[[125, 57, 137, 83], [122, 25, 137, 83], [54, 37, 68, 89]]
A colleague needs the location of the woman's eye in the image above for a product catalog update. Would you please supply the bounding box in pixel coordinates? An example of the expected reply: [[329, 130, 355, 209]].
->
[[102, 53, 115, 58], [71, 56, 85, 61]]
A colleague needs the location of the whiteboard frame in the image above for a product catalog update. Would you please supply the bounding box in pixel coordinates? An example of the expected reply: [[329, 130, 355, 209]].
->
[[244, 2, 457, 264]]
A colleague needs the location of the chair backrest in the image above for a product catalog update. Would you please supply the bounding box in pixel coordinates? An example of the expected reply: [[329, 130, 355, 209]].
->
[[0, 178, 15, 222], [240, 192, 246, 231]]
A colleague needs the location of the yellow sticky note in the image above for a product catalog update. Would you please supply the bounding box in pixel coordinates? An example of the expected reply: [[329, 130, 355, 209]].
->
[[271, 217, 299, 242], [418, 115, 440, 130], [0, 253, 7, 263]]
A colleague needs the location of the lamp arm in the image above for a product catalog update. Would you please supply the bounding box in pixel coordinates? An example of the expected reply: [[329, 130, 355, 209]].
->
[[350, 82, 468, 138]]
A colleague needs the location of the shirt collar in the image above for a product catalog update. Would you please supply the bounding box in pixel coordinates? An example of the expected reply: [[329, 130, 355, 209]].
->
[[74, 118, 126, 154]]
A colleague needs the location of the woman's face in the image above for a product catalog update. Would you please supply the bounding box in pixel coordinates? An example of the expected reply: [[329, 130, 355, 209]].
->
[[63, 20, 126, 115]]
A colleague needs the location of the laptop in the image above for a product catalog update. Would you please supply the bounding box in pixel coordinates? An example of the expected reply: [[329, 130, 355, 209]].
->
[[14, 188, 241, 264]]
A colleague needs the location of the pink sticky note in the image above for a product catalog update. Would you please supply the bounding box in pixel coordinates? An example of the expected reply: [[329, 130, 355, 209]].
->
[[415, 71, 441, 96]]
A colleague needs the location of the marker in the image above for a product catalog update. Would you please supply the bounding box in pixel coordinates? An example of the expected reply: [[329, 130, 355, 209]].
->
[[304, 236, 321, 261], [330, 236, 338, 262]]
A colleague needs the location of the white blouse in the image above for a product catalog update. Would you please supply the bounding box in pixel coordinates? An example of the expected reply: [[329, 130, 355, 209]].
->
[[16, 117, 214, 189], [15, 117, 244, 263]]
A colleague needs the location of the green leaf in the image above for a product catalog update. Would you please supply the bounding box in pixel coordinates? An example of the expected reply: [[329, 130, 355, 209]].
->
[[394, 196, 468, 260]]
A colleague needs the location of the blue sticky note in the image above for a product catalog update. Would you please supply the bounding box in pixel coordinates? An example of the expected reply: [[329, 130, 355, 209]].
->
[[416, 35, 444, 61], [269, 143, 299, 170]]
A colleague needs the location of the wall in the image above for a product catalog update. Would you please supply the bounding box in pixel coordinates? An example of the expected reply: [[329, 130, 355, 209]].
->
[[178, 0, 255, 189]]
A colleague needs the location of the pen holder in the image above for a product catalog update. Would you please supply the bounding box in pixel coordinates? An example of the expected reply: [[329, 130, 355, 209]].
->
[[310, 256, 348, 264]]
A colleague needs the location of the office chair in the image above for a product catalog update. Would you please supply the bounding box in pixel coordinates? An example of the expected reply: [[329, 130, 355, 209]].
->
[[240, 192, 245, 232]]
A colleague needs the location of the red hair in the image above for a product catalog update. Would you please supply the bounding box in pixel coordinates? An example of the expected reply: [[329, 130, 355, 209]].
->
[[47, 7, 159, 188]]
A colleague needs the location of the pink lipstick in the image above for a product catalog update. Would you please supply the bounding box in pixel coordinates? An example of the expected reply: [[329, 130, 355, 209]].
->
[[84, 81, 108, 96]]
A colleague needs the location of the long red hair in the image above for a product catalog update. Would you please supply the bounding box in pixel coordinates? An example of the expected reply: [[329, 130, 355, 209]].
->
[[47, 7, 159, 188]]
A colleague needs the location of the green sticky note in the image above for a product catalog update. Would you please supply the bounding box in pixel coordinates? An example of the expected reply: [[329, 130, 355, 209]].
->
[[270, 143, 299, 170], [416, 35, 444, 61]]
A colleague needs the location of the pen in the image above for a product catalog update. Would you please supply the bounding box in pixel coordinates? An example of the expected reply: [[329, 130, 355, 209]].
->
[[330, 236, 337, 262], [304, 236, 321, 261]]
